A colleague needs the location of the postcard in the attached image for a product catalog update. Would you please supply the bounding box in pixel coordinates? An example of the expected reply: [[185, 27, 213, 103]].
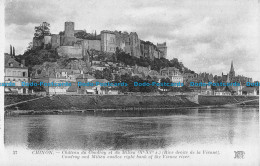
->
[[0, 0, 259, 165]]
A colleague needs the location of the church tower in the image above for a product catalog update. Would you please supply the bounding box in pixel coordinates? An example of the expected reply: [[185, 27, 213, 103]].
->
[[229, 61, 235, 81]]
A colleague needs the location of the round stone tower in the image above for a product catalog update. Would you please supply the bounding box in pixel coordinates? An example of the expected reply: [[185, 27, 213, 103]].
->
[[64, 22, 74, 37]]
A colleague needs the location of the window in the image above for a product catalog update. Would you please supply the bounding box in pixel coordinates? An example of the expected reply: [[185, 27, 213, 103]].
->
[[23, 72, 26, 77]]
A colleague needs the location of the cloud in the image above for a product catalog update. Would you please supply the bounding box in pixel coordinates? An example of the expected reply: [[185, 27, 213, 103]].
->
[[5, 0, 57, 25]]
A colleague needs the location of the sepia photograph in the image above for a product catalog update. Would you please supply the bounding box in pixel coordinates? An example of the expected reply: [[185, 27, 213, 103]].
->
[[1, 0, 259, 165]]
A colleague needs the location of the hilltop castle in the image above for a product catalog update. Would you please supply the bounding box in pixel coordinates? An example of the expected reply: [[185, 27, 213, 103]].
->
[[33, 21, 167, 60]]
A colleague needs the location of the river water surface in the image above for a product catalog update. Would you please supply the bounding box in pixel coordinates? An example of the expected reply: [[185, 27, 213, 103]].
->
[[4, 106, 259, 150]]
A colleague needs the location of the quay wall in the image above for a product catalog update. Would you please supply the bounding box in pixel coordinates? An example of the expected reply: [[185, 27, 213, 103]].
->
[[4, 94, 259, 111], [4, 95, 197, 111], [198, 95, 258, 105]]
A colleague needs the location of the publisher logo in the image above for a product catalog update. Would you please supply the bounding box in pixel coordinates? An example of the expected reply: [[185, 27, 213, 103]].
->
[[234, 151, 245, 159]]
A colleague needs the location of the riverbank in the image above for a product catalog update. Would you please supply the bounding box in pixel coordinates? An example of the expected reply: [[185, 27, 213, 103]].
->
[[198, 95, 259, 105], [5, 94, 198, 111], [4, 94, 259, 112]]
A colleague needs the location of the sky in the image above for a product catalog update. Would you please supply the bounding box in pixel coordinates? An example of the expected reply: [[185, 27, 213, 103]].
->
[[4, 0, 260, 81]]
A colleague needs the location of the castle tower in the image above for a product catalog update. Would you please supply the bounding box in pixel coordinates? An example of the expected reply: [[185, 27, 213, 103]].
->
[[157, 42, 167, 59], [61, 22, 76, 46], [229, 61, 235, 81], [65, 22, 75, 37], [101, 30, 116, 53], [129, 32, 141, 58]]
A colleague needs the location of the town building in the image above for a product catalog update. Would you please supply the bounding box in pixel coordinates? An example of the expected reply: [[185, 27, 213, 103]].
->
[[30, 61, 87, 95], [242, 87, 258, 96], [4, 54, 29, 94], [160, 67, 183, 86]]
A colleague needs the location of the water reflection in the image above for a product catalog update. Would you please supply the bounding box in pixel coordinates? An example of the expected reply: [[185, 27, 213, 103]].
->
[[4, 106, 259, 150]]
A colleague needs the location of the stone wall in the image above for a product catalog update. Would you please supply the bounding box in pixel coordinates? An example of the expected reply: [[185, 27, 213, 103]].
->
[[51, 34, 60, 49], [60, 36, 76, 46], [57, 46, 83, 59], [153, 49, 160, 59], [44, 36, 52, 45], [83, 40, 101, 51], [101, 31, 117, 53], [33, 37, 43, 48], [157, 42, 167, 58], [114, 31, 131, 54], [148, 44, 154, 60], [198, 95, 259, 105], [123, 33, 131, 54], [32, 21, 166, 60], [65, 22, 74, 37], [5, 95, 198, 110], [130, 32, 141, 58]]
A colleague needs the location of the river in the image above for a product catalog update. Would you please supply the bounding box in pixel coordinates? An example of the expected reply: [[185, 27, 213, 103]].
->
[[4, 106, 259, 150]]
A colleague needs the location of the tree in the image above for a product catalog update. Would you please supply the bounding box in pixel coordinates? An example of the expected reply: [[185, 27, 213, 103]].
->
[[74, 31, 97, 40], [180, 85, 191, 92], [160, 77, 172, 91], [103, 68, 113, 81], [118, 73, 131, 93], [12, 47, 15, 56], [26, 42, 33, 52], [10, 45, 12, 56], [29, 81, 45, 92], [94, 70, 103, 79], [34, 22, 51, 39], [113, 74, 121, 82]]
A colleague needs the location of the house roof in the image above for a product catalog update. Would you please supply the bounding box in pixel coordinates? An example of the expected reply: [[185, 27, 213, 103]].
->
[[5, 54, 27, 69], [76, 74, 95, 79], [90, 79, 108, 84], [161, 67, 179, 71], [215, 86, 230, 92], [82, 79, 109, 90], [67, 82, 77, 92], [242, 87, 256, 93]]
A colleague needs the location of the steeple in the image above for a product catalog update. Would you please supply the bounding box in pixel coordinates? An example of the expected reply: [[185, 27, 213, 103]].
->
[[229, 61, 235, 81], [230, 61, 234, 72]]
